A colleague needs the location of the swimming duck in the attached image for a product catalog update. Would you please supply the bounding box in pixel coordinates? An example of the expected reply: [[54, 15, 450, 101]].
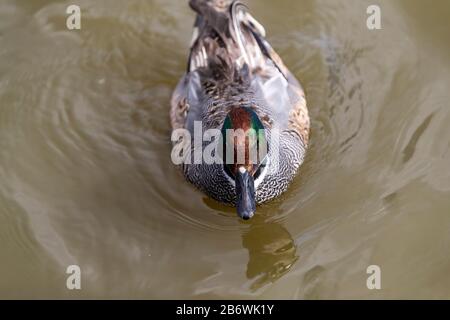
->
[[170, 0, 310, 219]]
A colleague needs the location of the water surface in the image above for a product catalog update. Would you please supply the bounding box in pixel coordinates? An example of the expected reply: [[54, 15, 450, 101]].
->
[[0, 0, 449, 299]]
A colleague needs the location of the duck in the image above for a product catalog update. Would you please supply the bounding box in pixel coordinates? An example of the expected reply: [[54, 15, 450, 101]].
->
[[170, 0, 310, 220]]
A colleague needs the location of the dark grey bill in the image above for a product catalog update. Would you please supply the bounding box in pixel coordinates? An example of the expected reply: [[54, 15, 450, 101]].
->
[[235, 168, 256, 220]]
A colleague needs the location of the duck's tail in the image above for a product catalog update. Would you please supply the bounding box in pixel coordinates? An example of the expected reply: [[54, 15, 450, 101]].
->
[[187, 0, 268, 76]]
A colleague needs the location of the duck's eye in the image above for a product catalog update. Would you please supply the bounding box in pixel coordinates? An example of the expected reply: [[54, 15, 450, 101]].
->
[[224, 163, 235, 180]]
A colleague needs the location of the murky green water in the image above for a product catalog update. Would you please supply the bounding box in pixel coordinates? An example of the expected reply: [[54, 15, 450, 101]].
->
[[0, 0, 449, 299]]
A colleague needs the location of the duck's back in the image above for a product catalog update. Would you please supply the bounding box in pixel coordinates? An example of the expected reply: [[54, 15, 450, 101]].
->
[[171, 0, 309, 146]]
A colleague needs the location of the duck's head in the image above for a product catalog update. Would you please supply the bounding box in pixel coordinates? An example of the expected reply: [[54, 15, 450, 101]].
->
[[221, 107, 268, 220]]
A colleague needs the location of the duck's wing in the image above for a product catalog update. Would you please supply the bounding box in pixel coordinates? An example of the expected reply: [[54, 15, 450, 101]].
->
[[171, 0, 234, 133], [171, 1, 247, 133], [240, 10, 310, 146], [170, 72, 202, 133]]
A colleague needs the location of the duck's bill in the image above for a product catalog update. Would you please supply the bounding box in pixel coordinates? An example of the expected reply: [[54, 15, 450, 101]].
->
[[235, 168, 256, 220]]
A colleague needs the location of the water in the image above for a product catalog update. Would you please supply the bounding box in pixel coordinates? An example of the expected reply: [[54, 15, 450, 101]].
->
[[0, 0, 449, 299]]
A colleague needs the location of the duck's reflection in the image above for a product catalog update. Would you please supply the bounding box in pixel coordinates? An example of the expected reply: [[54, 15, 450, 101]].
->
[[242, 219, 298, 290]]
